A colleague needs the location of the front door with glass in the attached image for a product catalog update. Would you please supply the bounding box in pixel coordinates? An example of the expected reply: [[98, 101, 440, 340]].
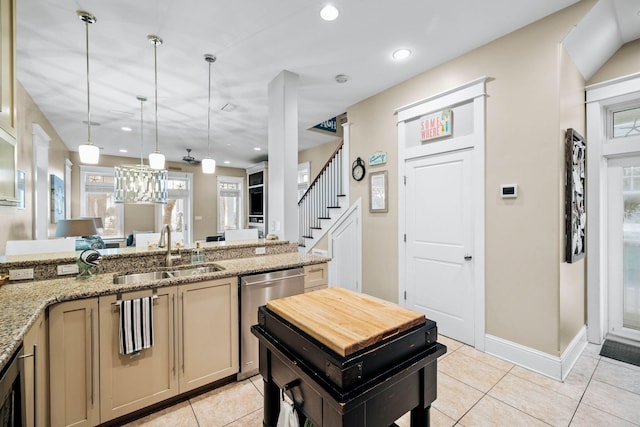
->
[[608, 156, 640, 342]]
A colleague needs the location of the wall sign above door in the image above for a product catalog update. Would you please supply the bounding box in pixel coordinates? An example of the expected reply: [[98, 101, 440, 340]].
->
[[420, 109, 452, 142]]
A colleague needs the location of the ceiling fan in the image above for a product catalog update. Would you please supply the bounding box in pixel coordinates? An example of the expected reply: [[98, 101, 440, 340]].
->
[[182, 149, 201, 165]]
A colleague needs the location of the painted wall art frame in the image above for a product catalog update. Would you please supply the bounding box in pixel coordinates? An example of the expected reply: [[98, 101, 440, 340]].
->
[[369, 171, 388, 213], [51, 174, 64, 223], [565, 128, 586, 263]]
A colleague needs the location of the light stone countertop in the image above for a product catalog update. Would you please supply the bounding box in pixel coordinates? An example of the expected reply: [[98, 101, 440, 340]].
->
[[0, 252, 329, 372]]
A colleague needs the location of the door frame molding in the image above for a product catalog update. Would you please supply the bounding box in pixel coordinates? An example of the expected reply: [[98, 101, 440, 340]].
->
[[586, 73, 640, 344], [396, 77, 488, 350]]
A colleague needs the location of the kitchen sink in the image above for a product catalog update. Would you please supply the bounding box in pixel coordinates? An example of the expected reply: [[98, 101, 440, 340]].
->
[[113, 264, 224, 285], [165, 265, 223, 277]]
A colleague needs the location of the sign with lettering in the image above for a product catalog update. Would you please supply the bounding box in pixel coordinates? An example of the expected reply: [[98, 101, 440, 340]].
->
[[313, 117, 337, 133], [368, 151, 387, 166], [420, 109, 452, 142]]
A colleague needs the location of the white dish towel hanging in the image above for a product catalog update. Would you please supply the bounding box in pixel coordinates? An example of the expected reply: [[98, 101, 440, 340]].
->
[[118, 296, 154, 355], [277, 396, 300, 427]]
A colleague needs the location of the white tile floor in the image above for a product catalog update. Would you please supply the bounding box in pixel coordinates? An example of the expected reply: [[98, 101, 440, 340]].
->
[[124, 336, 640, 426]]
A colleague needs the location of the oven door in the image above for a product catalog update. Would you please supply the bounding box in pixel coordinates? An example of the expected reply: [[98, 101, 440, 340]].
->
[[0, 345, 23, 427], [248, 186, 264, 216]]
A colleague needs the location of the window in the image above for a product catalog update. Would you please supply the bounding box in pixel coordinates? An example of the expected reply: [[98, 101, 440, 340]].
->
[[156, 172, 193, 245], [80, 166, 124, 237], [298, 162, 310, 201], [217, 176, 244, 233], [611, 104, 640, 139]]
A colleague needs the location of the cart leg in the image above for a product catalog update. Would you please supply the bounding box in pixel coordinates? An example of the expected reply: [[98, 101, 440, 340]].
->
[[263, 377, 280, 427], [410, 405, 430, 427]]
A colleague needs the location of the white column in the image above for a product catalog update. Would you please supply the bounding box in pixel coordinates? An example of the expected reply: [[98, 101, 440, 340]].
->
[[267, 70, 299, 241]]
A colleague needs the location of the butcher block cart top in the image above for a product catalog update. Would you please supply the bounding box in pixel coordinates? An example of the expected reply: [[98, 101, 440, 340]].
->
[[252, 287, 447, 427]]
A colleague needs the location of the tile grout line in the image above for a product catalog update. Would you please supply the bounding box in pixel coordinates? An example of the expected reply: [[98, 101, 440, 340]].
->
[[188, 398, 201, 427]]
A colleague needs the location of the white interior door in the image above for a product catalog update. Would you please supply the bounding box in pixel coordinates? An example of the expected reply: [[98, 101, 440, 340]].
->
[[607, 155, 640, 342], [405, 149, 474, 345], [329, 201, 361, 292]]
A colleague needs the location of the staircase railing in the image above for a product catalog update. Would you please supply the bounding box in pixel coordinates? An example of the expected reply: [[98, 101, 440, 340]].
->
[[298, 141, 345, 247]]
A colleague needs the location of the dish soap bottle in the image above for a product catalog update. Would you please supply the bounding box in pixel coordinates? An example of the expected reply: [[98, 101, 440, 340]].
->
[[191, 242, 205, 264]]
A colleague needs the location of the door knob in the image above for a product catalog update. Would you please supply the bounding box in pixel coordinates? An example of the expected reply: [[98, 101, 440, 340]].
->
[[464, 254, 473, 261]]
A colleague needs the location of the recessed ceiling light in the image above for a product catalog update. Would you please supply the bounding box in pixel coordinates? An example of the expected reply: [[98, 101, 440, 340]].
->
[[392, 48, 412, 61], [119, 149, 128, 153], [121, 126, 132, 132], [254, 147, 261, 151], [320, 4, 339, 21], [335, 74, 350, 83], [223, 160, 230, 164]]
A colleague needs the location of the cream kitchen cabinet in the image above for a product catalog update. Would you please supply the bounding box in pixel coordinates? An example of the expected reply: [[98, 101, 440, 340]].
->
[[0, 0, 16, 135], [49, 298, 100, 427], [22, 310, 49, 427], [178, 277, 239, 392], [303, 263, 328, 292], [98, 287, 178, 422], [48, 276, 239, 424]]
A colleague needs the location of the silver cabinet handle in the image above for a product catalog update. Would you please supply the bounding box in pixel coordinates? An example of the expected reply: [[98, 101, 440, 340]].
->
[[172, 294, 177, 375], [181, 293, 185, 373], [90, 307, 95, 406], [243, 273, 306, 286], [19, 344, 37, 426]]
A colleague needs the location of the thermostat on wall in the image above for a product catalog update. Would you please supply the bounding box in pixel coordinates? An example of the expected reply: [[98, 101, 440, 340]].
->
[[501, 184, 518, 198]]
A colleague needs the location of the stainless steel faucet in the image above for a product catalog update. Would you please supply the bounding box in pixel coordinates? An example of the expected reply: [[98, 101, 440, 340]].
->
[[158, 224, 181, 267]]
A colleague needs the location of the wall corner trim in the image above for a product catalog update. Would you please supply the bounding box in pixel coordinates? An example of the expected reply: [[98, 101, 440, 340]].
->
[[484, 326, 587, 381]]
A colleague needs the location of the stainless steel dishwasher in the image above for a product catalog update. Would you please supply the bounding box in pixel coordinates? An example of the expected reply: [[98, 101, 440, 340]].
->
[[239, 267, 305, 379]]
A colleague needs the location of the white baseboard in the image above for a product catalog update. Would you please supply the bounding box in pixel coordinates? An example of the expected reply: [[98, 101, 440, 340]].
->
[[484, 326, 587, 381]]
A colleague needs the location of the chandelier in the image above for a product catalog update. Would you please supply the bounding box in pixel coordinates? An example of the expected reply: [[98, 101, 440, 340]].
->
[[114, 96, 168, 204]]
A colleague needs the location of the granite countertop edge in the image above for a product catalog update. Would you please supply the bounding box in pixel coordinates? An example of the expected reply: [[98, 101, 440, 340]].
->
[[0, 252, 330, 372]]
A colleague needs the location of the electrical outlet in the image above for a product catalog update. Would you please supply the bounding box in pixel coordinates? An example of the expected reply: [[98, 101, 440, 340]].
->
[[255, 247, 266, 255], [9, 268, 34, 280], [57, 264, 79, 275]]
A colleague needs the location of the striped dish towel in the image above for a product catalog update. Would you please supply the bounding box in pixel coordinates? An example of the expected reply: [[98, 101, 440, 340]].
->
[[118, 296, 154, 355]]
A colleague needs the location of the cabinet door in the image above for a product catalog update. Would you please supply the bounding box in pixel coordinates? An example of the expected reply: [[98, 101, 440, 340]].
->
[[179, 277, 239, 392], [304, 263, 328, 292], [49, 298, 100, 427], [22, 311, 49, 427], [98, 287, 178, 422], [0, 0, 16, 134]]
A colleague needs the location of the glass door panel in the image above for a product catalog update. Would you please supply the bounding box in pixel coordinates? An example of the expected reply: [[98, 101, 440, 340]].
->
[[608, 156, 640, 341], [623, 164, 640, 330]]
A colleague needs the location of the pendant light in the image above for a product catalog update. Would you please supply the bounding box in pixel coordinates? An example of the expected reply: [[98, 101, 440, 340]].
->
[[201, 54, 217, 174], [113, 97, 168, 204], [148, 35, 166, 170], [77, 11, 100, 164]]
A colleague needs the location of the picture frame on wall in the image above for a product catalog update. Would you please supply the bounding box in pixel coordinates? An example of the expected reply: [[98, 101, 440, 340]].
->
[[51, 174, 64, 223], [369, 171, 388, 213], [564, 128, 586, 263]]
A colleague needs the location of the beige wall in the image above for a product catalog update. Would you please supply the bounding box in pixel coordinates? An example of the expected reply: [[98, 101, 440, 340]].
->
[[588, 39, 640, 85], [0, 82, 69, 255], [346, 0, 595, 355], [298, 138, 342, 181]]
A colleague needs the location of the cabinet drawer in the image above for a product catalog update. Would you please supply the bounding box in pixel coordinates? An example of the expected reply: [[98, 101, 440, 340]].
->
[[304, 263, 328, 289]]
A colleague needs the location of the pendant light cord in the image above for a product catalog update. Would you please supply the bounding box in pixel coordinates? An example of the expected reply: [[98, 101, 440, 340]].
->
[[207, 58, 212, 156], [153, 41, 159, 153], [84, 18, 91, 143], [138, 97, 146, 166]]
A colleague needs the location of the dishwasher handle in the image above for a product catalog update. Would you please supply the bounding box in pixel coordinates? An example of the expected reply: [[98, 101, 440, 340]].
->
[[242, 272, 305, 287]]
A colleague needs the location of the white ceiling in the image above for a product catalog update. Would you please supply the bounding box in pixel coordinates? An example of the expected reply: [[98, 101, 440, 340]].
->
[[17, 0, 629, 169]]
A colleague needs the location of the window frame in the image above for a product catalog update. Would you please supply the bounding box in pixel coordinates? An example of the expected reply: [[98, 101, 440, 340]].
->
[[79, 165, 124, 238], [217, 175, 244, 234]]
